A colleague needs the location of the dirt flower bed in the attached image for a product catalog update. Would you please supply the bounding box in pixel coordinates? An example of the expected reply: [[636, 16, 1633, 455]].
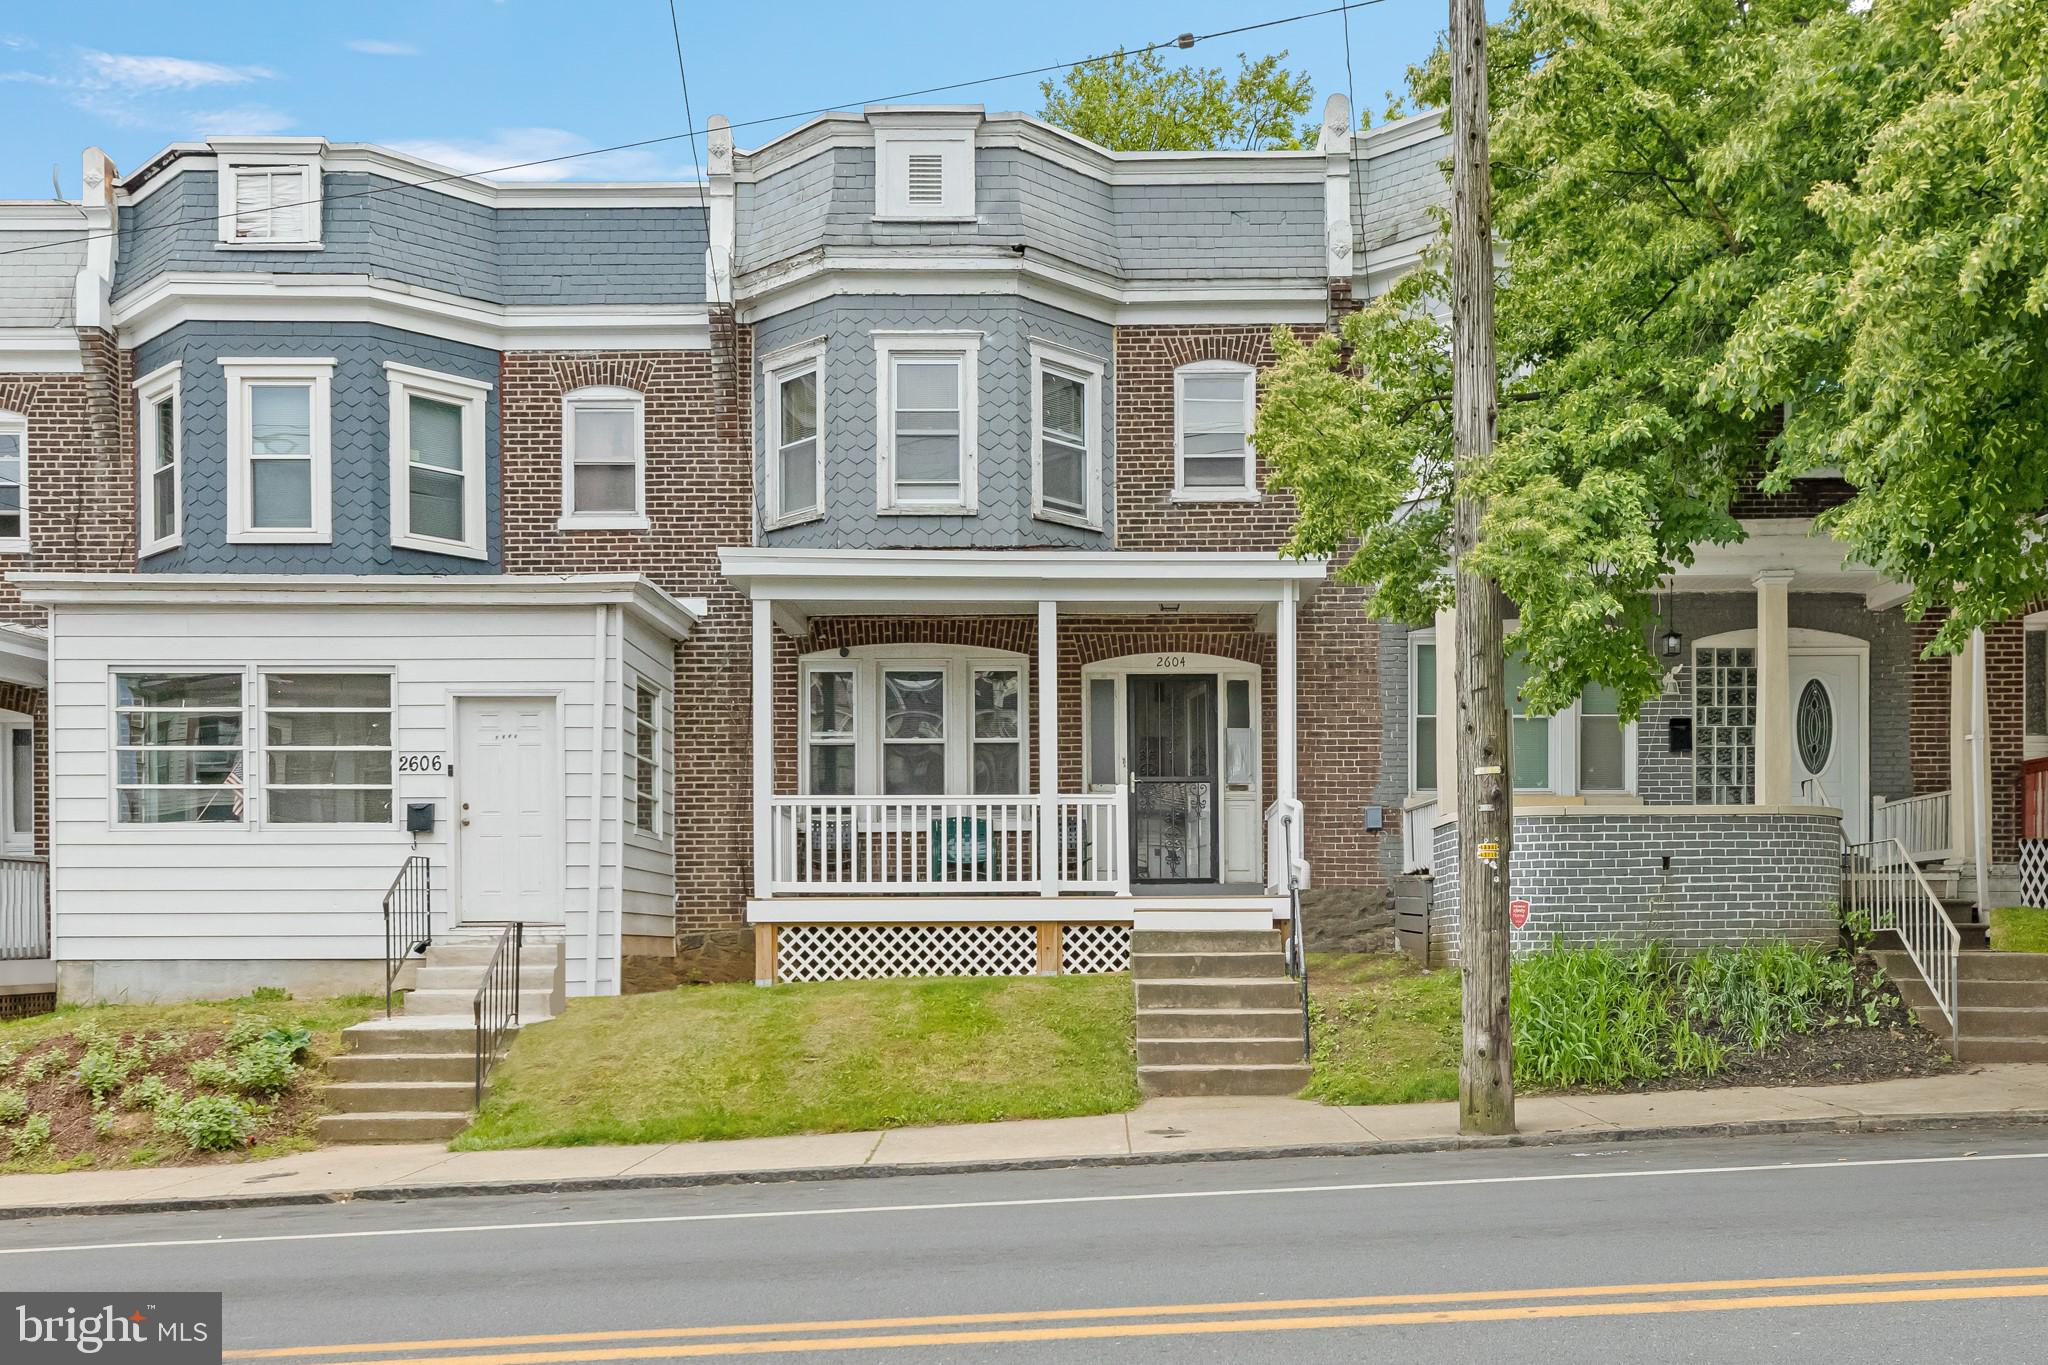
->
[[0, 992, 377, 1173]]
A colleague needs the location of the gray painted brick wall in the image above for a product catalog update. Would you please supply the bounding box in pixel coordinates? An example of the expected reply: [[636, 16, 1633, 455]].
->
[[1429, 810, 1841, 962], [132, 320, 500, 574], [753, 294, 1114, 550]]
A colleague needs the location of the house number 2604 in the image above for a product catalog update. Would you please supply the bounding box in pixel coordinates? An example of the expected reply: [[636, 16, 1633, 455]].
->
[[1153, 655, 1188, 669]]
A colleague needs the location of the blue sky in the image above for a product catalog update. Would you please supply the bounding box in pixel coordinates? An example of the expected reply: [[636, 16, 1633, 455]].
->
[[0, 1, 1454, 197]]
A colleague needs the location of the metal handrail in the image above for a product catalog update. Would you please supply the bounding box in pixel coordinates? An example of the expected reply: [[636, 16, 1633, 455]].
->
[[1280, 809, 1310, 1057], [381, 854, 431, 1018], [473, 921, 523, 1108], [1846, 837, 1960, 1045]]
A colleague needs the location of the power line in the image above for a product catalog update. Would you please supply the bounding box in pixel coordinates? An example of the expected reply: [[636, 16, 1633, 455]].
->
[[0, 0, 1393, 262], [664, 0, 708, 216]]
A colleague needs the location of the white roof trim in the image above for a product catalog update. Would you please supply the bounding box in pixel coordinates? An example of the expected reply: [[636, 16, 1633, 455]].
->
[[13, 572, 706, 641], [720, 548, 1325, 607], [0, 332, 82, 374], [0, 623, 47, 688]]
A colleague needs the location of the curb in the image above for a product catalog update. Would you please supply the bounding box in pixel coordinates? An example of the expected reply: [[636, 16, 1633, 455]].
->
[[7, 1107, 2048, 1222]]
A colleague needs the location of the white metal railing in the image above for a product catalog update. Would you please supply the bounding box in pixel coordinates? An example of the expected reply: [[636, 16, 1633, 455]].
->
[[1402, 797, 1439, 874], [0, 855, 47, 960], [1264, 796, 1309, 894], [767, 792, 1128, 895], [1871, 790, 1952, 867], [1846, 837, 1959, 1042]]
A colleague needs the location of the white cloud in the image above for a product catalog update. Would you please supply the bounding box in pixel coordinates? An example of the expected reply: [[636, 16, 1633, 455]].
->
[[386, 128, 697, 182], [79, 50, 272, 91], [346, 39, 421, 57], [190, 106, 297, 137]]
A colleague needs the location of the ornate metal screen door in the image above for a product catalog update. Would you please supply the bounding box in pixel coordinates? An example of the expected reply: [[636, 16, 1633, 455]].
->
[[1128, 675, 1219, 883]]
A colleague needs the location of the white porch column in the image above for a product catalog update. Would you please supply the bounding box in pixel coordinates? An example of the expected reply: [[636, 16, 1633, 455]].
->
[[1278, 582, 1299, 805], [751, 597, 773, 900], [1971, 627, 1992, 909], [1949, 639, 1977, 868], [1434, 605, 1458, 813], [1753, 570, 1795, 806], [1037, 599, 1059, 898]]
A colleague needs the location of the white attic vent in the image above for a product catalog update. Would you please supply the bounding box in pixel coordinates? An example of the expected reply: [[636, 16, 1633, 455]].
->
[[906, 154, 945, 206]]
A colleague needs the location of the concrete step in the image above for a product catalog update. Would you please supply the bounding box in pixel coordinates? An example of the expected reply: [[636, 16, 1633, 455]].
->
[[1132, 930, 1284, 955], [322, 1080, 475, 1115], [1137, 1036, 1306, 1067], [1953, 1036, 2048, 1064], [341, 1016, 505, 1055], [1131, 951, 1290, 981], [1961, 952, 2048, 982], [316, 1111, 472, 1144], [419, 934, 568, 967], [1138, 1062, 1312, 1098], [412, 964, 560, 992], [1135, 1007, 1305, 1040], [1957, 1006, 2048, 1039], [1961, 978, 2048, 1008], [401, 988, 555, 1020], [326, 1051, 474, 1084], [1135, 978, 1301, 1011]]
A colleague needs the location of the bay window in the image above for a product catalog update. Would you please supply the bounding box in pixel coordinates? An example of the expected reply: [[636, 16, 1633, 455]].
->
[[388, 363, 490, 559], [971, 668, 1022, 794], [882, 669, 946, 795], [1407, 641, 1632, 797], [1030, 341, 1103, 528], [799, 648, 1028, 798], [876, 332, 979, 513], [805, 667, 857, 796], [136, 363, 180, 555], [762, 340, 825, 527], [223, 358, 332, 544]]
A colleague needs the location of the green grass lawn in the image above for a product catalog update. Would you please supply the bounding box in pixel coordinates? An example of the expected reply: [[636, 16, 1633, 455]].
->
[[1990, 907, 2048, 953], [455, 974, 1138, 1150], [1301, 952, 1461, 1107]]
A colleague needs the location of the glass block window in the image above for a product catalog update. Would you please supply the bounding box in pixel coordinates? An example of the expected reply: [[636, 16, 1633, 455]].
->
[[2027, 627, 2046, 740], [1694, 646, 1758, 804]]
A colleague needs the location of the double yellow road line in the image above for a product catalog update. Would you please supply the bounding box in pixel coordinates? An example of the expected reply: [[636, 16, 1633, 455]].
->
[[228, 1265, 2048, 1361]]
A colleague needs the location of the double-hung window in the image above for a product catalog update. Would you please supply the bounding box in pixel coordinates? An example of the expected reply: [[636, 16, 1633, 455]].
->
[[114, 673, 247, 825], [388, 363, 489, 559], [805, 667, 857, 796], [882, 668, 947, 795], [876, 332, 979, 513], [560, 386, 646, 529], [223, 358, 333, 544], [263, 673, 393, 824], [971, 668, 1023, 794], [1029, 342, 1103, 529], [136, 364, 180, 555], [626, 676, 664, 836], [1410, 634, 1438, 792], [762, 340, 825, 528], [2026, 621, 2047, 760], [1578, 683, 1628, 792], [1505, 654, 1552, 792], [218, 156, 322, 247], [1174, 360, 1258, 500], [0, 410, 25, 553]]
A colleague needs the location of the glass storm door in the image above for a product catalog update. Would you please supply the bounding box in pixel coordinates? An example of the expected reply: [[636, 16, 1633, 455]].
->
[[1128, 675, 1219, 884]]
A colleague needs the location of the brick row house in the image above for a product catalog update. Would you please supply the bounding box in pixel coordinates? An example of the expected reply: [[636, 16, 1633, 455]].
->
[[0, 98, 2041, 1016]]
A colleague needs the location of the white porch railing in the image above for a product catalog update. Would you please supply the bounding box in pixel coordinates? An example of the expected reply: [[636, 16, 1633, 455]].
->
[[1871, 790, 1952, 867], [0, 855, 47, 961], [1264, 797, 1309, 895], [1401, 797, 1439, 874], [766, 791, 1129, 895], [1845, 837, 1959, 1042]]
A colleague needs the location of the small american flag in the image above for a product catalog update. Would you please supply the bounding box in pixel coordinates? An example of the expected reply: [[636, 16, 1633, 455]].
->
[[223, 755, 245, 819]]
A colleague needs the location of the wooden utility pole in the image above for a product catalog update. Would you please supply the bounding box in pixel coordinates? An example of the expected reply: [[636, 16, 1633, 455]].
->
[[1448, 0, 1515, 1134]]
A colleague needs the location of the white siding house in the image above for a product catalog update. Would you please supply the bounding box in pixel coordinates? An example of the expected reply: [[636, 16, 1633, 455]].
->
[[18, 574, 700, 1002]]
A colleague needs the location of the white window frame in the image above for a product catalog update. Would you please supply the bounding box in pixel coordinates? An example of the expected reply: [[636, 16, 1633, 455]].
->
[[110, 670, 251, 828], [762, 338, 827, 529], [1500, 631, 1637, 798], [2025, 614, 2047, 762], [260, 668, 397, 828], [1028, 339, 1104, 530], [1409, 630, 1437, 794], [223, 357, 334, 545], [387, 363, 490, 559], [1, 713, 32, 856], [559, 385, 648, 531], [1172, 359, 1259, 503], [797, 645, 1029, 797], [135, 362, 182, 557], [874, 331, 981, 515], [625, 672, 667, 842], [216, 154, 323, 249], [872, 123, 977, 222], [0, 409, 26, 555]]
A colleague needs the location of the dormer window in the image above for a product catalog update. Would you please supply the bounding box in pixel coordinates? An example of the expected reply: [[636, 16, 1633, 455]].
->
[[872, 116, 977, 222], [217, 153, 322, 248]]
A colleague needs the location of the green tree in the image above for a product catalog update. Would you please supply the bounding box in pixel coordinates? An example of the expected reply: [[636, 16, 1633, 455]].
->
[[1256, 0, 1948, 718], [1039, 48, 1315, 152]]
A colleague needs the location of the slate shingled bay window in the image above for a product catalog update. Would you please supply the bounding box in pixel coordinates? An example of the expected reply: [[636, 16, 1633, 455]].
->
[[224, 358, 333, 544], [876, 332, 980, 514], [762, 340, 825, 528], [1029, 341, 1103, 529], [136, 364, 181, 555], [1173, 360, 1257, 500], [114, 673, 246, 825], [263, 673, 393, 824], [561, 386, 647, 529], [388, 363, 489, 559], [0, 411, 25, 553]]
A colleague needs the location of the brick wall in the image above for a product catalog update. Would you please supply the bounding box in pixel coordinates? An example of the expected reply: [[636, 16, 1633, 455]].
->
[[1910, 611, 1951, 798], [495, 340, 756, 982], [1989, 617, 2026, 864]]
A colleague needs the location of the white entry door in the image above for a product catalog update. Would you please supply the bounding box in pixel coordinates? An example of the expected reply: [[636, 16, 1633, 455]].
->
[[456, 696, 564, 924], [1789, 654, 1866, 842]]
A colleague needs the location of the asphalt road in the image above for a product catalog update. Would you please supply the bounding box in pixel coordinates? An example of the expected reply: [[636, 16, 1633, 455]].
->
[[7, 1126, 2048, 1362]]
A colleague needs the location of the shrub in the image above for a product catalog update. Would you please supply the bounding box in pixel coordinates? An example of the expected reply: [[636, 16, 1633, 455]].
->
[[119, 1075, 172, 1112], [228, 1040, 300, 1096], [186, 1057, 233, 1090], [160, 1095, 252, 1152], [261, 1025, 313, 1061], [0, 1088, 25, 1123], [20, 1049, 65, 1084], [89, 1109, 117, 1139], [144, 1032, 188, 1060], [1510, 943, 1669, 1088], [246, 986, 292, 1002], [75, 1045, 143, 1102], [221, 1015, 271, 1050], [9, 1113, 51, 1157]]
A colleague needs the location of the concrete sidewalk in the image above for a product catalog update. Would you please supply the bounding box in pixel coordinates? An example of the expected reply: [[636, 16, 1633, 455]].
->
[[8, 1064, 2048, 1219]]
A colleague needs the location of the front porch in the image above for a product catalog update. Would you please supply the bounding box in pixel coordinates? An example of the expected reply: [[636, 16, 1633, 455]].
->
[[720, 549, 1324, 983]]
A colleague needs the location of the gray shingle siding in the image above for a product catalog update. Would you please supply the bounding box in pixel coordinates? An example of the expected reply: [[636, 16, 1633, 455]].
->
[[1115, 181, 1321, 280], [1355, 125, 1451, 257], [0, 229, 85, 329], [115, 170, 705, 307], [132, 320, 500, 574], [754, 294, 1113, 550]]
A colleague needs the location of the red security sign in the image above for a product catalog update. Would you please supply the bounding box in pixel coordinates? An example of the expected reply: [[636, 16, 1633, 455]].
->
[[1509, 898, 1531, 929]]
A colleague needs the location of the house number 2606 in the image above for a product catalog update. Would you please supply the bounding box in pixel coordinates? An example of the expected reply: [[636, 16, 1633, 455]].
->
[[1153, 655, 1188, 669]]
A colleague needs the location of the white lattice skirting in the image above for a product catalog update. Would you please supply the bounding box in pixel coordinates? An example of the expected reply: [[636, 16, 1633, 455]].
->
[[1061, 923, 1132, 975], [771, 922, 1134, 983], [2023, 840, 2048, 909]]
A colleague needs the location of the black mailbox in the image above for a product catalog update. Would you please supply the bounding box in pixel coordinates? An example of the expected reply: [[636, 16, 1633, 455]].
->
[[405, 802, 436, 835], [1668, 717, 1694, 755]]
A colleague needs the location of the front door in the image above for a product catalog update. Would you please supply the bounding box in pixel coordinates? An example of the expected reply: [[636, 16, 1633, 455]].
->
[[1790, 654, 1866, 842], [456, 696, 563, 923], [1128, 675, 1219, 884]]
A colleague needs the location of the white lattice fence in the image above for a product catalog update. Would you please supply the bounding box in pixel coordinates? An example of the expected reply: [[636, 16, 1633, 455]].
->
[[1060, 923, 1131, 975], [774, 923, 1038, 983], [2023, 840, 2048, 909]]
